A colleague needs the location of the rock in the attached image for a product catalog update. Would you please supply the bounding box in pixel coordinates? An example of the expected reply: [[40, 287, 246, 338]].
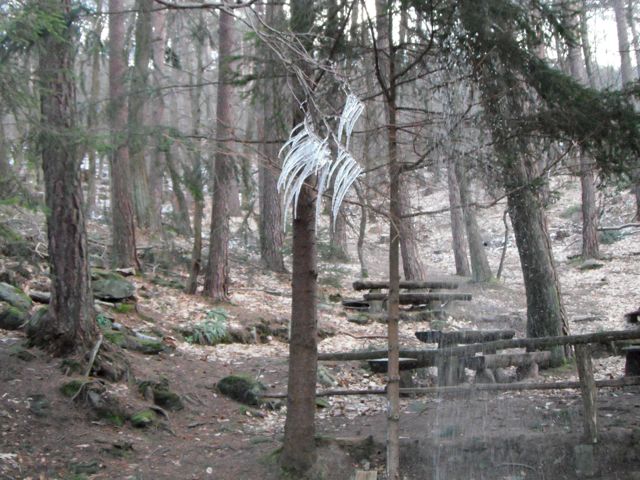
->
[[9, 344, 36, 361], [130, 409, 157, 428], [92, 278, 135, 301], [138, 379, 184, 411], [317, 365, 337, 387], [579, 259, 604, 271], [27, 393, 50, 417], [24, 307, 48, 337], [0, 282, 32, 311], [28, 290, 50, 304], [348, 314, 371, 325], [0, 301, 28, 330], [217, 375, 266, 406]]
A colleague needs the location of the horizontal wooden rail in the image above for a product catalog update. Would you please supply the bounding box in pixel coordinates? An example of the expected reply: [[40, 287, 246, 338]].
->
[[364, 292, 472, 303], [415, 330, 515, 345], [319, 329, 640, 364], [353, 280, 460, 291], [260, 376, 640, 398]]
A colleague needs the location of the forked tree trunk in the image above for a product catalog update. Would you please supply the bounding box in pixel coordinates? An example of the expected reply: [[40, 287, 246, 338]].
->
[[109, 0, 138, 270], [455, 158, 492, 282], [204, 9, 235, 301], [32, 0, 98, 355], [447, 157, 471, 277]]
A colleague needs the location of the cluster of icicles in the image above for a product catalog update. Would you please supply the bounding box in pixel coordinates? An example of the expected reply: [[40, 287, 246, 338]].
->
[[277, 94, 364, 229]]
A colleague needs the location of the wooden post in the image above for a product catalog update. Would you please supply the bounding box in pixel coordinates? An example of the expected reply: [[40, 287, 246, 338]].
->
[[575, 345, 598, 444]]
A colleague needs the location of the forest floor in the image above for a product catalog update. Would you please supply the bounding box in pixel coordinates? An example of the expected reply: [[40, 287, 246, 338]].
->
[[1, 179, 640, 480]]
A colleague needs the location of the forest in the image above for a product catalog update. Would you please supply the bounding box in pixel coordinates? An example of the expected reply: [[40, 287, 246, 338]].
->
[[1, 0, 640, 478]]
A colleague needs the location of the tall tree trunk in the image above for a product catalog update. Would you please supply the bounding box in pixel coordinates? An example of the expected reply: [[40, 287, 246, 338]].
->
[[186, 13, 207, 294], [32, 0, 97, 355], [258, 0, 287, 273], [329, 209, 350, 261], [398, 183, 427, 280], [375, 0, 401, 477], [129, 0, 154, 230], [627, 0, 640, 79], [109, 0, 139, 270], [204, 9, 235, 301], [447, 157, 471, 277], [455, 159, 492, 282], [460, 2, 569, 362], [567, 2, 600, 259], [580, 0, 597, 88], [84, 0, 103, 218], [280, 0, 318, 474], [149, 7, 168, 231], [616, 0, 640, 220]]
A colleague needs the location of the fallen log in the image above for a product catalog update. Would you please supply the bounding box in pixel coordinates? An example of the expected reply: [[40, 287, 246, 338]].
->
[[353, 280, 460, 291], [364, 292, 472, 303], [415, 330, 515, 345]]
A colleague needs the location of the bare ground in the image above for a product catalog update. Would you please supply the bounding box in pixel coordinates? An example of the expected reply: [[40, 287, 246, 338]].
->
[[1, 180, 640, 479]]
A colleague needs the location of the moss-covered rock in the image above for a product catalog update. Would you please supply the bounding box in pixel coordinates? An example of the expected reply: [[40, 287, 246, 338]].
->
[[217, 374, 266, 406], [93, 278, 135, 301], [60, 379, 84, 398], [0, 282, 31, 311], [0, 302, 28, 330], [130, 409, 157, 428], [137, 379, 184, 411]]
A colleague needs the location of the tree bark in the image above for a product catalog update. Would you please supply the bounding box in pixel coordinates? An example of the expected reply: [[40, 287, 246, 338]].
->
[[455, 158, 492, 282], [375, 0, 401, 477], [257, 0, 287, 273], [32, 0, 98, 355], [329, 209, 350, 261], [447, 157, 471, 277], [280, 0, 318, 474], [129, 0, 154, 230], [84, 0, 103, 219], [204, 9, 235, 301], [149, 7, 168, 232], [566, 3, 600, 259], [613, 0, 640, 219], [109, 0, 139, 270]]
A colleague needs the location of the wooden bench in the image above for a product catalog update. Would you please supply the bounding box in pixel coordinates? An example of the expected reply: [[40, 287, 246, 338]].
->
[[346, 279, 469, 313]]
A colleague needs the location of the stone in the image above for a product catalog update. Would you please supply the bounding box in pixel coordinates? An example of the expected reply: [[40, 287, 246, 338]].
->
[[579, 259, 604, 271], [317, 365, 337, 387], [27, 393, 50, 417], [574, 444, 595, 477], [9, 344, 36, 361], [137, 379, 184, 411], [217, 375, 266, 406], [92, 278, 135, 301], [130, 409, 157, 428], [0, 301, 27, 330], [0, 282, 32, 311]]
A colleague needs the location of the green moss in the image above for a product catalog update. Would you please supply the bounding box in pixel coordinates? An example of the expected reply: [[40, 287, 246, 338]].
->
[[99, 411, 125, 427], [217, 374, 266, 406], [130, 409, 156, 428], [114, 303, 135, 314], [60, 380, 84, 398], [103, 330, 126, 346], [133, 338, 164, 355]]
